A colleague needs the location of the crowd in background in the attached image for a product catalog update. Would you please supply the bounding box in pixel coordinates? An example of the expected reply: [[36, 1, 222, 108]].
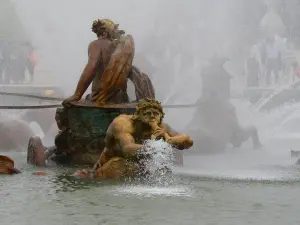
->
[[246, 34, 300, 87], [0, 39, 36, 84]]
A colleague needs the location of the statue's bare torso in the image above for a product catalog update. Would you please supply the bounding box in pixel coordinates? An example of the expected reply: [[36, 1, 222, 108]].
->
[[89, 39, 114, 98], [99, 115, 153, 166]]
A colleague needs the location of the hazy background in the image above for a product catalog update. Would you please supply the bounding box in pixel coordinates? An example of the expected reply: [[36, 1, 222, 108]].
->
[[8, 0, 253, 103], [2, 0, 299, 130], [3, 4, 300, 224]]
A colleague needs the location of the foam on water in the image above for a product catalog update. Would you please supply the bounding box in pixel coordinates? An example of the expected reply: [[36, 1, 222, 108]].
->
[[111, 185, 193, 198], [111, 139, 194, 197]]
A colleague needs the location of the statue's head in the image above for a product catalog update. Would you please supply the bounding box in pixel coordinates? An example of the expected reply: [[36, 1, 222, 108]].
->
[[135, 98, 165, 125], [91, 19, 120, 39], [103, 21, 125, 40]]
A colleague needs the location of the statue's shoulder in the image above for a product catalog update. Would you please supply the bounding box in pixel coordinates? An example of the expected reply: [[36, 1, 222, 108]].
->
[[110, 115, 133, 130], [88, 39, 112, 50], [88, 39, 99, 47]]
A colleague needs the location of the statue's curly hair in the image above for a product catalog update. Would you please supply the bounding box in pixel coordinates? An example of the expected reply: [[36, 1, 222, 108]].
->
[[91, 19, 115, 37], [135, 98, 165, 119]]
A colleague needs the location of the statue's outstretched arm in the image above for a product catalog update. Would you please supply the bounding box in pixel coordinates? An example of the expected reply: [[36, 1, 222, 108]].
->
[[74, 41, 101, 98], [163, 123, 193, 150]]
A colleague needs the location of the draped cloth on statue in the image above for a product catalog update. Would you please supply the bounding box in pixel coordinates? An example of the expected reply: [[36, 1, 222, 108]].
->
[[128, 65, 155, 101], [90, 35, 135, 105]]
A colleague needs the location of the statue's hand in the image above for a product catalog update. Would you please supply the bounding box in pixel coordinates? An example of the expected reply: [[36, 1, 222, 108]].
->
[[72, 169, 91, 179], [62, 95, 81, 107], [152, 126, 169, 141]]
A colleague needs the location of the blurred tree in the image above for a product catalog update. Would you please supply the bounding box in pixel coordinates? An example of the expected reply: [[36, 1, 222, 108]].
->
[[238, 0, 267, 45], [277, 0, 300, 46], [0, 0, 27, 41]]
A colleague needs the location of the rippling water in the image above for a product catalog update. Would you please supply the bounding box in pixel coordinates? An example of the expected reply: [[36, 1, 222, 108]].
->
[[1, 148, 300, 225]]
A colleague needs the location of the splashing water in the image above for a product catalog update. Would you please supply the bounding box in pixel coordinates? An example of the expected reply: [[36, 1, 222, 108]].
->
[[110, 139, 195, 197], [136, 139, 177, 185], [112, 185, 194, 198]]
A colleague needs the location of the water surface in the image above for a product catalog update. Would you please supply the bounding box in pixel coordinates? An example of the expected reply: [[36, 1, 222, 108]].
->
[[1, 151, 300, 225]]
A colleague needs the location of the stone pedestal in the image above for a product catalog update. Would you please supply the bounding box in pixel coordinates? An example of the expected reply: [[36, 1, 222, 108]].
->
[[54, 103, 136, 166]]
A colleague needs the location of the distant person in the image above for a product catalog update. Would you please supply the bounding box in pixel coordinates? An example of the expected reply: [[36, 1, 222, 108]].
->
[[0, 40, 3, 81], [246, 44, 261, 87], [259, 35, 283, 86], [292, 60, 300, 82], [282, 39, 297, 83], [24, 42, 37, 83], [0, 40, 11, 84], [6, 41, 27, 84], [3, 41, 37, 84]]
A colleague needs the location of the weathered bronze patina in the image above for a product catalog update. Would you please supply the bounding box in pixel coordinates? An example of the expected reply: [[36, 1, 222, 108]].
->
[[28, 102, 136, 166]]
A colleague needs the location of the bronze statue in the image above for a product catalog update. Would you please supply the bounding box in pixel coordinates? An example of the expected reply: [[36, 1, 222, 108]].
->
[[0, 155, 20, 175], [26, 19, 158, 168], [189, 56, 262, 154], [63, 19, 155, 106], [24, 19, 187, 178], [73, 98, 193, 179]]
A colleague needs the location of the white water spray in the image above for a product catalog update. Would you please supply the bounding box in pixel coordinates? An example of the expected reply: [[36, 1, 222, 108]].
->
[[6, 0, 300, 183], [112, 140, 194, 197], [137, 139, 176, 185]]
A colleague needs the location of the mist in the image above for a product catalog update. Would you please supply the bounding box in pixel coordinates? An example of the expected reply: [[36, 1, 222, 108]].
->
[[3, 0, 300, 182], [10, 0, 247, 103], [4, 3, 300, 222], [8, 0, 285, 137]]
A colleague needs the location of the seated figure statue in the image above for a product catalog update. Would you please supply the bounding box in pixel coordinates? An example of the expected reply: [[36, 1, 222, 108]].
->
[[73, 98, 193, 179], [63, 19, 155, 106]]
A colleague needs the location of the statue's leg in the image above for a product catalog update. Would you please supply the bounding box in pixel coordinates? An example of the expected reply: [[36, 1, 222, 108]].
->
[[243, 126, 262, 149], [27, 136, 46, 167], [233, 126, 262, 149], [72, 157, 137, 179], [95, 157, 137, 179]]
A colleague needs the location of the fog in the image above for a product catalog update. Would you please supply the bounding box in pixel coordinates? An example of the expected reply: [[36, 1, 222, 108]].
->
[[4, 0, 300, 181], [11, 0, 246, 103]]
